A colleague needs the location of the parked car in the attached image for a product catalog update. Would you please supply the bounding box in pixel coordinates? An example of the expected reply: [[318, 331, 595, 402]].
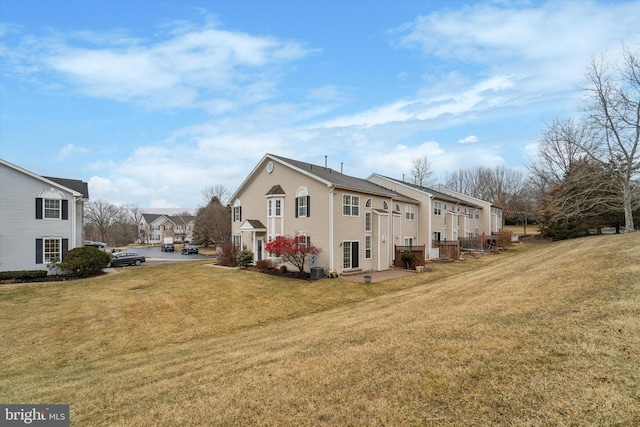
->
[[84, 240, 106, 249], [110, 252, 146, 267], [181, 244, 199, 255], [161, 243, 175, 252]]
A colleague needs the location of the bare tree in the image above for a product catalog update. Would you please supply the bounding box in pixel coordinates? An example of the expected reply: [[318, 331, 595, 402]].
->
[[202, 185, 230, 206], [579, 44, 640, 232], [411, 156, 434, 187], [84, 200, 119, 244], [444, 165, 526, 220]]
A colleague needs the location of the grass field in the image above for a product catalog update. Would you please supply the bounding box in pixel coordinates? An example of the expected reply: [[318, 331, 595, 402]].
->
[[1, 234, 639, 426]]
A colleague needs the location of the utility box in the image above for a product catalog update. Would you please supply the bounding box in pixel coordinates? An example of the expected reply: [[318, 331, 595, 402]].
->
[[310, 267, 324, 280]]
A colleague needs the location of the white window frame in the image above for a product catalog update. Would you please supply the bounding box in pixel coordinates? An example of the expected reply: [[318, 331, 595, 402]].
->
[[364, 212, 372, 232], [44, 199, 61, 219], [44, 238, 61, 263], [342, 194, 360, 216], [297, 196, 308, 217], [434, 201, 442, 215], [365, 235, 372, 259], [405, 205, 415, 220]]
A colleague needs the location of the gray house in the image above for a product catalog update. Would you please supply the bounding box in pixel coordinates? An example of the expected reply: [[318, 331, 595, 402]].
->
[[0, 159, 89, 273]]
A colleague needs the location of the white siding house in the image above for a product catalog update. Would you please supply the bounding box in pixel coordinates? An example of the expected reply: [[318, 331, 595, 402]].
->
[[0, 159, 89, 273]]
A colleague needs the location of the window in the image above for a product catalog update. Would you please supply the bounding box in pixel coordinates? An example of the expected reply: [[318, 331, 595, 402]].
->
[[365, 198, 372, 208], [365, 236, 372, 259], [434, 201, 442, 215], [164, 225, 172, 231], [433, 232, 441, 241], [233, 234, 242, 250], [468, 208, 474, 219], [296, 196, 308, 217], [383, 201, 388, 211], [296, 187, 310, 218], [342, 194, 360, 216], [405, 205, 415, 220], [395, 204, 400, 213], [233, 200, 242, 222], [268, 198, 283, 217], [44, 199, 61, 219], [44, 238, 61, 263], [404, 237, 414, 246], [365, 212, 372, 232]]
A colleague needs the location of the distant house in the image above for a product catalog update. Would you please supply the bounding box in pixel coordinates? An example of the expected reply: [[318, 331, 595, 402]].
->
[[230, 154, 421, 273], [139, 213, 196, 243], [0, 159, 89, 273]]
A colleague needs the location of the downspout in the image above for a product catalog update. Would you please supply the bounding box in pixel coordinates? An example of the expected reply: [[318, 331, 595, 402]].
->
[[328, 186, 335, 271], [428, 195, 433, 259], [72, 196, 82, 249]]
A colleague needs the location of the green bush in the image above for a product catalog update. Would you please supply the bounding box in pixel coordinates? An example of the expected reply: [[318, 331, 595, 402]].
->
[[59, 246, 112, 278], [235, 250, 254, 268], [0, 270, 48, 281]]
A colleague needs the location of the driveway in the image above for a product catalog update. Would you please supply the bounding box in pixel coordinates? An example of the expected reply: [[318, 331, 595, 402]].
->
[[120, 245, 213, 264]]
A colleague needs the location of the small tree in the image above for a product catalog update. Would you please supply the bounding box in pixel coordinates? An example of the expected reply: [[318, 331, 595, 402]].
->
[[264, 234, 321, 273]]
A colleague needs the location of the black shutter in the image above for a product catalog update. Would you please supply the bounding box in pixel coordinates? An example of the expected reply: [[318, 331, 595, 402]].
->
[[239, 207, 242, 222], [62, 239, 69, 260], [36, 239, 43, 264], [295, 198, 299, 218], [62, 200, 69, 220], [306, 196, 310, 217], [352, 242, 359, 268], [36, 198, 43, 219]]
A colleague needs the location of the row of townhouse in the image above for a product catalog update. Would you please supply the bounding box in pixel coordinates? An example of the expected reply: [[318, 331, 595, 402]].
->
[[230, 154, 502, 275], [1, 159, 89, 273], [138, 213, 196, 244]]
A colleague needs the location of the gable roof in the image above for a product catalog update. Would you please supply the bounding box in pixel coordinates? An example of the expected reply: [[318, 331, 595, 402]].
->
[[264, 154, 419, 204], [1, 158, 88, 198], [369, 174, 482, 208], [44, 176, 89, 198]]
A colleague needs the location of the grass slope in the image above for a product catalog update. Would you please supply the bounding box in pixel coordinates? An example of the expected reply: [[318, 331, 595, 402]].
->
[[1, 235, 638, 426]]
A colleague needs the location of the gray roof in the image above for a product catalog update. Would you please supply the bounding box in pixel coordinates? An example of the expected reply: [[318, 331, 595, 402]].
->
[[266, 184, 286, 195], [374, 175, 483, 208], [44, 176, 89, 198], [270, 154, 419, 204]]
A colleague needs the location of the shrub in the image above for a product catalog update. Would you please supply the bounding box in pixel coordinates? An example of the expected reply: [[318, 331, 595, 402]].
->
[[0, 270, 48, 281], [279, 265, 288, 274], [217, 242, 238, 267], [255, 259, 275, 272], [236, 250, 254, 268], [59, 246, 112, 278]]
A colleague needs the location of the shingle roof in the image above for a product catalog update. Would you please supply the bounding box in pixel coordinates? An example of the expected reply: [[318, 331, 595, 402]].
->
[[374, 174, 482, 208], [270, 154, 419, 204], [43, 176, 89, 198], [266, 184, 286, 195]]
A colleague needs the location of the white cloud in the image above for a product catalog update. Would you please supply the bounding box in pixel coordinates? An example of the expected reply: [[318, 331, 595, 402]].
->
[[11, 23, 313, 111], [56, 143, 88, 160], [458, 135, 478, 144]]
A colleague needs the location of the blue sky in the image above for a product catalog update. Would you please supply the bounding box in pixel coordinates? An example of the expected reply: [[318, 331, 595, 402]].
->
[[1, 0, 639, 208]]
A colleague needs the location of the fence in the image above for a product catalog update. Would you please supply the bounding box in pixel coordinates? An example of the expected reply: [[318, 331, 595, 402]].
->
[[431, 240, 460, 260], [394, 245, 425, 268], [459, 236, 483, 250]]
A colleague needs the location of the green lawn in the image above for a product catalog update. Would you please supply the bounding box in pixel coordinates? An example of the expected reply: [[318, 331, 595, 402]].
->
[[1, 234, 639, 426]]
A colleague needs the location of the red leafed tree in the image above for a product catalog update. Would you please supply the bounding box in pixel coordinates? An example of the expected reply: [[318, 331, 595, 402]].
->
[[264, 234, 321, 273]]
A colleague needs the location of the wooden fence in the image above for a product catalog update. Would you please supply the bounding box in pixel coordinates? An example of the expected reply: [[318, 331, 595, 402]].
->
[[394, 245, 425, 268], [431, 240, 460, 260]]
